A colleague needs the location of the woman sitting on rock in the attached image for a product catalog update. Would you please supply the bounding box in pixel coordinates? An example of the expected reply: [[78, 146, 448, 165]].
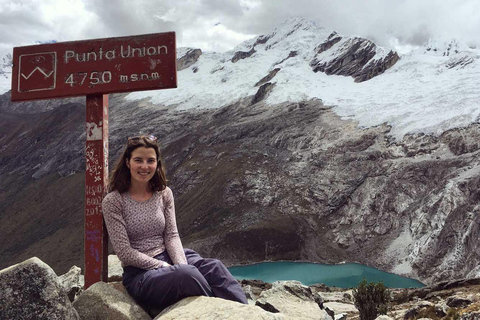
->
[[102, 135, 247, 313]]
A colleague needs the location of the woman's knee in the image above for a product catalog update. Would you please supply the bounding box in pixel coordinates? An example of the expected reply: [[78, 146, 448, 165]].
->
[[172, 264, 204, 281]]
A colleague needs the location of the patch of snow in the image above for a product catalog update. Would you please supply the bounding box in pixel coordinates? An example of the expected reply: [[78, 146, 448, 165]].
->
[[386, 228, 414, 275]]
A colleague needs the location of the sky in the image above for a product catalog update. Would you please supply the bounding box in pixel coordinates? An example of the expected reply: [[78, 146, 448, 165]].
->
[[0, 0, 479, 55]]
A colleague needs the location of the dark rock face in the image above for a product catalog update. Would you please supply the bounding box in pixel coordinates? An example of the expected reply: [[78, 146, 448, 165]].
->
[[255, 68, 281, 87], [232, 48, 256, 63], [274, 51, 298, 66], [252, 82, 275, 104], [316, 32, 342, 54], [0, 257, 79, 320], [310, 37, 400, 82], [177, 49, 202, 71], [445, 296, 473, 308], [441, 124, 480, 155]]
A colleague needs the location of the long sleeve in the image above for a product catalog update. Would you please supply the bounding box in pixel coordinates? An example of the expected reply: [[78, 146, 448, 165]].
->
[[162, 187, 187, 265], [102, 192, 163, 270]]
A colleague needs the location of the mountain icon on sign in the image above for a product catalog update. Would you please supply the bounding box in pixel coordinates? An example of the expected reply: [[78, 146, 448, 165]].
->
[[18, 52, 57, 92]]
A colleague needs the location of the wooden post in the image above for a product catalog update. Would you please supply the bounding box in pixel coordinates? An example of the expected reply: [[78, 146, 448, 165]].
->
[[84, 94, 109, 289]]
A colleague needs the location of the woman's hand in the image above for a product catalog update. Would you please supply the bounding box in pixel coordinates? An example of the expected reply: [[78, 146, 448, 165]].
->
[[162, 262, 171, 268]]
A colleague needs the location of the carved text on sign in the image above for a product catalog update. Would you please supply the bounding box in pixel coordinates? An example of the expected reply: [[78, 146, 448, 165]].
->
[[64, 45, 168, 63]]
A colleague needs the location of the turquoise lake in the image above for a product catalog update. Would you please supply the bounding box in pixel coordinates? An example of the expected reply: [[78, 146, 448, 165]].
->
[[228, 261, 425, 288]]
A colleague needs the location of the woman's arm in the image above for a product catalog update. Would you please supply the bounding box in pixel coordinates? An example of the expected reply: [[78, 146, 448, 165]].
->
[[163, 187, 188, 265], [103, 192, 164, 270]]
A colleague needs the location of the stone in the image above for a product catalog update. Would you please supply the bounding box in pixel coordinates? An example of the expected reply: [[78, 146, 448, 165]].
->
[[58, 265, 83, 302], [255, 281, 332, 320], [375, 316, 394, 320], [252, 82, 275, 104], [108, 254, 123, 282], [255, 68, 281, 87], [155, 296, 285, 319], [177, 48, 202, 71], [320, 291, 354, 304], [335, 313, 347, 320], [0, 257, 79, 320], [241, 279, 273, 300], [72, 281, 150, 320], [460, 312, 480, 320], [232, 48, 256, 63], [324, 302, 358, 314], [445, 295, 473, 308], [310, 37, 400, 82]]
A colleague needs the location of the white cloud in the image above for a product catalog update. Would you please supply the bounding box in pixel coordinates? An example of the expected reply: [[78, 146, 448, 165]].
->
[[0, 0, 478, 55]]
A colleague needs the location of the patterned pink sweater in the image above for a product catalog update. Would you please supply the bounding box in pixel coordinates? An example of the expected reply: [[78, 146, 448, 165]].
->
[[102, 187, 187, 270]]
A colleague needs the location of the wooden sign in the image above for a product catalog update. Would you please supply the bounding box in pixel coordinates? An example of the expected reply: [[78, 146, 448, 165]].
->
[[11, 32, 177, 101]]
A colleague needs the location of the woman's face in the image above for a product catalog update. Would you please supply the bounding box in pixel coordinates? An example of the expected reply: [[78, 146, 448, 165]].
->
[[126, 147, 158, 185]]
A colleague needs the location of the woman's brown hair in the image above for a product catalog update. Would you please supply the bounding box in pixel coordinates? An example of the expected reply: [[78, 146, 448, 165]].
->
[[108, 135, 167, 193]]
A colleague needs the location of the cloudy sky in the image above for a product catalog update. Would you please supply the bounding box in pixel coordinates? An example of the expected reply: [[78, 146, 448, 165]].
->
[[0, 0, 479, 55]]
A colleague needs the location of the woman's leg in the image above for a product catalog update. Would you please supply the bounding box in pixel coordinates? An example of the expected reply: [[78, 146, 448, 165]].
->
[[137, 264, 213, 309], [184, 248, 248, 304], [123, 251, 213, 312]]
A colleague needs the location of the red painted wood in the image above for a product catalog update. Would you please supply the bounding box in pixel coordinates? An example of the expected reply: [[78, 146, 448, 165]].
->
[[11, 32, 177, 101], [84, 94, 109, 289]]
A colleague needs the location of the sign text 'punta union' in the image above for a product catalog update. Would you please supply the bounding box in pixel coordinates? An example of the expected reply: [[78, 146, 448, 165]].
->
[[64, 44, 168, 63]]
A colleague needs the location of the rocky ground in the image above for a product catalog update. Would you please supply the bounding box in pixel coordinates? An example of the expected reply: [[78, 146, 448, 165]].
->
[[1, 256, 479, 320]]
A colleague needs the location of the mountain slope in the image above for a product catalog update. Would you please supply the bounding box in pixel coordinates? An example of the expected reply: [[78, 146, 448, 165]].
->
[[0, 18, 479, 285]]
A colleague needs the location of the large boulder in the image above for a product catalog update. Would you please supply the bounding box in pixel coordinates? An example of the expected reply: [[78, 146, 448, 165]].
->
[[255, 281, 332, 320], [0, 257, 79, 320], [72, 281, 150, 320], [155, 296, 285, 320]]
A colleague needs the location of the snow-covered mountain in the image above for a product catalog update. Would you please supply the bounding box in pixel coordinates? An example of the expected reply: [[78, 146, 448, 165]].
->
[[130, 17, 480, 140], [1, 17, 479, 140]]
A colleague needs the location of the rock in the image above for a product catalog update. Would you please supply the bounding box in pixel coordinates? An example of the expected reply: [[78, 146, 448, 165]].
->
[[252, 82, 275, 105], [232, 48, 256, 63], [255, 281, 332, 320], [241, 279, 273, 300], [324, 302, 357, 314], [310, 283, 332, 293], [315, 33, 342, 54], [177, 48, 202, 71], [434, 304, 447, 317], [310, 37, 400, 82], [156, 296, 285, 319], [255, 68, 281, 87], [242, 284, 256, 302], [72, 281, 150, 320], [320, 291, 354, 304], [0, 257, 79, 320], [335, 313, 347, 320], [58, 265, 83, 302], [460, 311, 480, 320], [404, 306, 418, 319], [108, 254, 123, 282], [375, 316, 394, 320], [445, 295, 473, 308]]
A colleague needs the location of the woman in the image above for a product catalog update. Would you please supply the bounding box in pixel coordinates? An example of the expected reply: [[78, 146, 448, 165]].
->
[[102, 135, 247, 313]]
